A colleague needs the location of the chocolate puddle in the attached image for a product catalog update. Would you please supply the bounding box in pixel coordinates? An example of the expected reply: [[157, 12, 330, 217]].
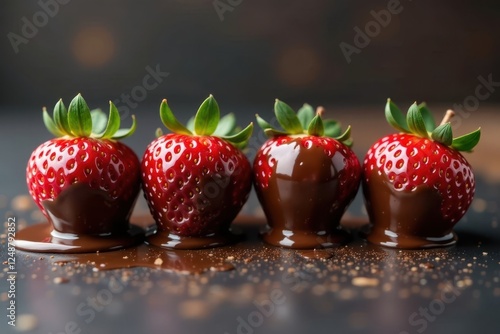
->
[[14, 223, 144, 253], [296, 249, 335, 260], [52, 218, 262, 274], [146, 229, 244, 250], [18, 215, 371, 274], [363, 172, 457, 249], [56, 244, 236, 274]]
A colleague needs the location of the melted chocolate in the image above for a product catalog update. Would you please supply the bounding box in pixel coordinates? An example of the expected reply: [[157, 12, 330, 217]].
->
[[146, 228, 244, 250], [56, 244, 236, 274], [14, 183, 143, 253], [52, 216, 262, 274], [255, 138, 356, 249], [14, 223, 144, 253], [21, 216, 371, 274], [43, 183, 136, 235], [296, 249, 335, 260], [363, 172, 457, 249]]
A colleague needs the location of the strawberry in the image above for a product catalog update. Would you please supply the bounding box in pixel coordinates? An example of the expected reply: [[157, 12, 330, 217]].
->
[[141, 95, 253, 249], [26, 94, 140, 237], [362, 99, 481, 248], [254, 100, 361, 249]]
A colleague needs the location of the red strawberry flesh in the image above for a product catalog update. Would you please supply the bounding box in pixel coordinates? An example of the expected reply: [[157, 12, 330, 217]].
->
[[26, 138, 140, 233], [363, 133, 474, 226], [142, 134, 252, 237]]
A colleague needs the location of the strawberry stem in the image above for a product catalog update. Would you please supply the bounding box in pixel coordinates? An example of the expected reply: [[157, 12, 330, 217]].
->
[[440, 109, 455, 126], [316, 106, 325, 117]]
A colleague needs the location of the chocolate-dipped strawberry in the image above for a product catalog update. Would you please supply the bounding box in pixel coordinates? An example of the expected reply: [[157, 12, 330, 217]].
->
[[141, 95, 253, 249], [254, 100, 361, 249], [17, 94, 143, 253], [363, 99, 481, 249]]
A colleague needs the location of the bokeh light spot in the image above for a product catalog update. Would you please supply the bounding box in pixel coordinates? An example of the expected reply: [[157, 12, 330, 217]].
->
[[72, 25, 116, 68], [275, 45, 321, 87]]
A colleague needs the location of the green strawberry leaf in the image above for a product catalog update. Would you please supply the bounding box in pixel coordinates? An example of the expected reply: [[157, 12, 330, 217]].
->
[[160, 99, 192, 135], [323, 119, 342, 138], [186, 116, 195, 132], [90, 109, 108, 135], [343, 138, 353, 147], [389, 100, 481, 152], [274, 99, 303, 135], [194, 95, 220, 136], [258, 100, 353, 144], [256, 114, 287, 136], [214, 113, 236, 136], [67, 93, 92, 137], [335, 125, 352, 145], [53, 99, 71, 135], [112, 115, 137, 140], [264, 128, 288, 137], [407, 102, 429, 138], [451, 128, 481, 152], [97, 101, 121, 139], [43, 94, 137, 140], [431, 123, 453, 146], [155, 127, 163, 138], [221, 122, 253, 147], [256, 114, 273, 131], [297, 104, 315, 129], [385, 98, 409, 133], [418, 102, 436, 132], [43, 107, 64, 137], [307, 114, 324, 136]]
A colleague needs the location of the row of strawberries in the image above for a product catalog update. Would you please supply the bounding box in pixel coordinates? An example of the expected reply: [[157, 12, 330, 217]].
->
[[26, 94, 480, 250]]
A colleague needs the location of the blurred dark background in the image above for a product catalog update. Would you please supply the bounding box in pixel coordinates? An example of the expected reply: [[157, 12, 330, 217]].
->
[[1, 0, 499, 111]]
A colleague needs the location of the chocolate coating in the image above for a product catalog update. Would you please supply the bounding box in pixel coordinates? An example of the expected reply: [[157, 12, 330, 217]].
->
[[14, 183, 143, 253], [43, 183, 137, 235], [363, 172, 457, 249], [254, 137, 360, 249]]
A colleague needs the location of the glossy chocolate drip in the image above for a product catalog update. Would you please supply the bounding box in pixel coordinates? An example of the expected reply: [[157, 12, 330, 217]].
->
[[363, 172, 456, 249], [255, 139, 353, 249], [14, 183, 143, 253]]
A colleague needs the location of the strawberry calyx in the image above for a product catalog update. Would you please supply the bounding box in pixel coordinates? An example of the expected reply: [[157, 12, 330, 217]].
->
[[385, 99, 481, 152], [157, 94, 254, 149], [43, 93, 136, 140], [255, 99, 353, 147]]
